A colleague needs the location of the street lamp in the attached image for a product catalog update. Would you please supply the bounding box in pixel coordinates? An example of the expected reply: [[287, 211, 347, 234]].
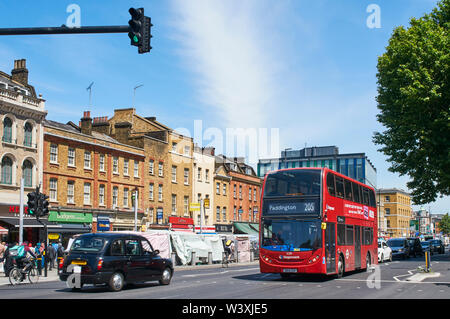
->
[[283, 148, 292, 169]]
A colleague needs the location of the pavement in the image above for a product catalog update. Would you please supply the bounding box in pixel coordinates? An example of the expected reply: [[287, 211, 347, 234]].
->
[[0, 261, 259, 286]]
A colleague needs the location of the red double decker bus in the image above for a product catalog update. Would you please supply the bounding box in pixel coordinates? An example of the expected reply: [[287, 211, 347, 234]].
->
[[259, 167, 377, 278]]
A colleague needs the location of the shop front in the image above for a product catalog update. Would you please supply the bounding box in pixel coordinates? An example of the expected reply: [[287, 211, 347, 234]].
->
[[169, 216, 195, 233], [47, 210, 92, 248]]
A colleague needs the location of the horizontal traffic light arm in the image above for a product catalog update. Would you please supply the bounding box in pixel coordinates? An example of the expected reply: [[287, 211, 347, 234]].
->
[[0, 25, 130, 36]]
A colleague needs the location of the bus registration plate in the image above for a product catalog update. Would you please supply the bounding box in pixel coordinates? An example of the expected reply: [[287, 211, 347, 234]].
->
[[282, 268, 297, 273]]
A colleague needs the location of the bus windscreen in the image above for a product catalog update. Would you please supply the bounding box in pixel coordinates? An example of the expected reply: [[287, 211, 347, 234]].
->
[[263, 169, 321, 197]]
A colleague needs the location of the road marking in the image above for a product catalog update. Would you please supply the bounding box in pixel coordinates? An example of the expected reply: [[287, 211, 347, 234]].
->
[[181, 267, 259, 278], [393, 269, 416, 282], [337, 278, 450, 285]]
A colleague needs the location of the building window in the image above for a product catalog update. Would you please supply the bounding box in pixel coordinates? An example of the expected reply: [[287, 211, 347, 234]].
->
[[2, 117, 12, 143], [385, 208, 390, 215], [149, 183, 154, 201], [84, 151, 91, 169], [99, 154, 105, 172], [23, 160, 33, 187], [112, 187, 118, 208], [124, 159, 129, 175], [239, 185, 242, 199], [184, 146, 190, 156], [216, 207, 221, 222], [205, 169, 209, 182], [223, 184, 227, 195], [249, 187, 252, 201], [134, 161, 139, 177], [149, 160, 154, 175], [49, 178, 57, 202], [50, 144, 58, 163], [67, 181, 74, 204], [249, 208, 252, 222], [24, 122, 33, 147], [184, 168, 189, 185], [158, 162, 164, 177], [197, 168, 202, 181], [233, 206, 237, 221], [158, 185, 163, 201], [233, 185, 237, 198], [68, 148, 75, 167], [385, 196, 390, 202], [171, 194, 177, 214], [113, 157, 119, 174], [123, 188, 129, 207], [184, 196, 189, 216], [84, 183, 91, 205], [172, 142, 178, 153], [216, 182, 220, 195], [172, 165, 177, 183], [254, 188, 257, 201], [99, 184, 105, 206], [222, 207, 227, 222]]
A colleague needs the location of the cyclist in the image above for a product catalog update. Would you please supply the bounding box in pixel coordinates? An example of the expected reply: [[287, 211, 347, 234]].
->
[[16, 241, 37, 273]]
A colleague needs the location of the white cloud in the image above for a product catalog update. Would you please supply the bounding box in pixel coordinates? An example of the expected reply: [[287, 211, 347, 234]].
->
[[169, 0, 283, 129]]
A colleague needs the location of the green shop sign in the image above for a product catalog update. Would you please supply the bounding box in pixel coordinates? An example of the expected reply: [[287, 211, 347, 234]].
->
[[48, 211, 93, 224]]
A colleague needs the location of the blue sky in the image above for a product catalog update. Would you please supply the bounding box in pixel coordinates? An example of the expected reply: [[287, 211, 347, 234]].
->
[[0, 0, 448, 214]]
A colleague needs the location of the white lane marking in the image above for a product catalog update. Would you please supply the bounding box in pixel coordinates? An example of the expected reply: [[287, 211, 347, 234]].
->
[[181, 267, 259, 278], [393, 269, 416, 282]]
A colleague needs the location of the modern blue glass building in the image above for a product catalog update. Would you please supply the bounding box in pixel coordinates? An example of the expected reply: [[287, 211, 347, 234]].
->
[[258, 146, 377, 189]]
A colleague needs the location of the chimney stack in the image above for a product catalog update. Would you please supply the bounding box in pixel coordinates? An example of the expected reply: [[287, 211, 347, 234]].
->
[[80, 111, 92, 135], [11, 59, 29, 86]]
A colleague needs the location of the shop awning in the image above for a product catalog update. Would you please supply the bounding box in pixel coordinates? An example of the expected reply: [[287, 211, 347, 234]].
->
[[0, 217, 59, 228], [233, 222, 259, 235], [0, 226, 8, 234], [47, 223, 91, 234]]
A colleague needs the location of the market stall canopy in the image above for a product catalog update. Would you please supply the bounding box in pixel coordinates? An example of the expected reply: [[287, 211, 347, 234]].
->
[[0, 226, 8, 234], [233, 222, 259, 236]]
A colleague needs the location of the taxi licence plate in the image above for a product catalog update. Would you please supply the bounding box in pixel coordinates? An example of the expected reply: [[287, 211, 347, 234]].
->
[[282, 268, 298, 273], [71, 260, 87, 265]]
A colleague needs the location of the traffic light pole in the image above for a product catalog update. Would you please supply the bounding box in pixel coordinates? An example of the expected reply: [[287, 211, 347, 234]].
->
[[0, 25, 130, 36]]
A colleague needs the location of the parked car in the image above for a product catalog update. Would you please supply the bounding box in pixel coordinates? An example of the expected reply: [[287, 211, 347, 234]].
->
[[420, 240, 432, 255], [387, 238, 410, 259], [407, 237, 424, 257], [378, 239, 392, 262], [429, 239, 445, 254], [59, 233, 174, 292]]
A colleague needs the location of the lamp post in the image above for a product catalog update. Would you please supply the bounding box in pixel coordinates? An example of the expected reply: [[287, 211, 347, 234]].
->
[[283, 148, 292, 169]]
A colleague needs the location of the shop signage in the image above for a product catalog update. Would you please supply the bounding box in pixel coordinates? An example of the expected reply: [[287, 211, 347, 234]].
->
[[169, 216, 194, 225], [204, 198, 210, 209], [157, 208, 163, 220], [97, 218, 110, 232], [48, 233, 60, 240], [189, 203, 200, 212], [48, 211, 93, 223], [215, 224, 233, 233]]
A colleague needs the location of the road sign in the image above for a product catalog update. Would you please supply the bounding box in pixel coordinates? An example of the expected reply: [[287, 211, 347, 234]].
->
[[204, 198, 210, 209], [190, 203, 200, 212]]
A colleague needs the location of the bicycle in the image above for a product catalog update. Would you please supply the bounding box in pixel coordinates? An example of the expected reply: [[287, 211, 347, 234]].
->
[[9, 257, 40, 285]]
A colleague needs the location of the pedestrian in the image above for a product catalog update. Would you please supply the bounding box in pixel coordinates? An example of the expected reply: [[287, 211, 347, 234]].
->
[[0, 241, 6, 273], [3, 242, 17, 277], [39, 243, 45, 269], [57, 242, 64, 264], [47, 243, 56, 270]]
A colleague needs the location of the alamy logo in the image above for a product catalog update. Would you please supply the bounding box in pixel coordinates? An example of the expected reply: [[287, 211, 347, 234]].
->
[[66, 264, 82, 289]]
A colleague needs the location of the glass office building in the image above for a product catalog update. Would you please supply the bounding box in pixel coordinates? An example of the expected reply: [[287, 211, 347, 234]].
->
[[258, 146, 377, 189]]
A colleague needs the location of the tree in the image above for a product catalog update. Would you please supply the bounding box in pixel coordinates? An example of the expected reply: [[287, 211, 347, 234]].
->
[[373, 0, 450, 205], [438, 213, 450, 235]]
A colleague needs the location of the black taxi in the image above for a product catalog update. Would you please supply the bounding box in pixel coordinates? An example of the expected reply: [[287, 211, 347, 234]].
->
[[59, 233, 173, 292]]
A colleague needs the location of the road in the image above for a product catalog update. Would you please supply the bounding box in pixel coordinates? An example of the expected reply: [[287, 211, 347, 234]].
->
[[0, 250, 449, 300]]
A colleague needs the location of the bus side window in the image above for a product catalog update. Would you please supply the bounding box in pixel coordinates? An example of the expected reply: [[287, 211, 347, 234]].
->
[[345, 225, 354, 246], [353, 182, 361, 204], [327, 173, 336, 197], [362, 188, 369, 206], [335, 177, 344, 199], [344, 179, 353, 201], [369, 190, 376, 208], [337, 224, 345, 245]]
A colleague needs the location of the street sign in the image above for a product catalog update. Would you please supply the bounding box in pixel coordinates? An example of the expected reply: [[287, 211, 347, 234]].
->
[[190, 203, 200, 212], [48, 233, 59, 240], [204, 198, 210, 209]]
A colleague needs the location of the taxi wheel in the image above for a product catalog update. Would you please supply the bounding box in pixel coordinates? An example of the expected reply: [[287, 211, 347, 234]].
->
[[109, 272, 124, 292], [159, 267, 172, 285]]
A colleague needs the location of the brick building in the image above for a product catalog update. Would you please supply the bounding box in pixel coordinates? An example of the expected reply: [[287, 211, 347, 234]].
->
[[0, 59, 47, 244], [377, 188, 413, 238], [43, 112, 146, 237], [215, 155, 261, 224]]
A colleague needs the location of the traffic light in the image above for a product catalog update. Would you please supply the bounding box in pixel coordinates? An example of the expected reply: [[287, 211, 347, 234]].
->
[[128, 7, 152, 54], [40, 193, 50, 217], [128, 7, 144, 46], [26, 191, 38, 216]]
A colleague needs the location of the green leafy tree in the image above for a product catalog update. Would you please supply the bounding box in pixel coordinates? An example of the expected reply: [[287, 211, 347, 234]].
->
[[438, 213, 450, 235], [373, 0, 450, 205]]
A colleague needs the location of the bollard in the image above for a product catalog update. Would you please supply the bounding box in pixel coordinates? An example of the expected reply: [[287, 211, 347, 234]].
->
[[425, 250, 431, 273], [208, 251, 212, 265], [250, 248, 254, 262], [191, 251, 196, 266], [171, 252, 177, 266]]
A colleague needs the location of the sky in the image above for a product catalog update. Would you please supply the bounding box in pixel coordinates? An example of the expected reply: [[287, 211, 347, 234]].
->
[[0, 0, 448, 214]]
